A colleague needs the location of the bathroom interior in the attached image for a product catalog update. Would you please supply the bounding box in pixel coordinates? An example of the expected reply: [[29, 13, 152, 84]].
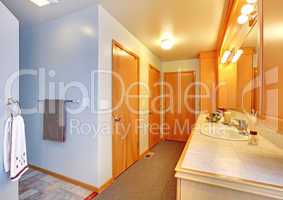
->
[[0, 0, 283, 199]]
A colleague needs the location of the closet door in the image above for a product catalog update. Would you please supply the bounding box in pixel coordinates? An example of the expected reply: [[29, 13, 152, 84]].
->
[[112, 41, 139, 178], [149, 66, 161, 148], [164, 72, 196, 142]]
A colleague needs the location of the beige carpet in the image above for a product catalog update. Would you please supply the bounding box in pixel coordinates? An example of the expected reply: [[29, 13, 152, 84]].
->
[[96, 141, 185, 200]]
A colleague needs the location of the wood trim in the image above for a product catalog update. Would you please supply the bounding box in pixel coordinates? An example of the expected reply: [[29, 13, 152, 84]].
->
[[29, 165, 98, 192], [97, 178, 114, 193], [162, 70, 196, 75], [139, 148, 150, 159], [199, 51, 218, 59], [216, 0, 235, 50], [165, 138, 188, 143], [112, 40, 139, 60], [257, 0, 264, 118], [29, 165, 114, 194], [148, 64, 161, 149], [149, 64, 160, 73], [112, 39, 140, 179]]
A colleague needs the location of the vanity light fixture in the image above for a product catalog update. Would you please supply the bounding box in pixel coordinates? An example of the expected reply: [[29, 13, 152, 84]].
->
[[161, 38, 174, 50], [221, 50, 232, 64], [29, 0, 59, 7], [241, 4, 254, 15], [237, 15, 249, 25], [246, 0, 257, 4], [232, 49, 244, 63]]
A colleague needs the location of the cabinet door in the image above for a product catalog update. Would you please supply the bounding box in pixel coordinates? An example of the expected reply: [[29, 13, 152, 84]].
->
[[200, 52, 218, 113]]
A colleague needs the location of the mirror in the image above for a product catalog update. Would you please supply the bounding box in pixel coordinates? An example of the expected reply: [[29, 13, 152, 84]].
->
[[235, 22, 259, 113], [218, 0, 260, 113]]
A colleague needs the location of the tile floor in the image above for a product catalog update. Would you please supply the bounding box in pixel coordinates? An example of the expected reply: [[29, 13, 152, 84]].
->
[[19, 169, 93, 200], [19, 141, 184, 200]]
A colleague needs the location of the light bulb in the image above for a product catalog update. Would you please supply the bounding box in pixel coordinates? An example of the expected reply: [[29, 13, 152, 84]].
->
[[241, 4, 254, 15], [161, 38, 174, 50], [232, 49, 244, 63], [29, 0, 59, 7], [237, 15, 249, 25], [247, 0, 257, 4], [221, 50, 232, 64], [29, 0, 50, 7]]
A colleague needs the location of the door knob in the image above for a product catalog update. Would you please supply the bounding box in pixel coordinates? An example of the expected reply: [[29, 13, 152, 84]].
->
[[114, 116, 121, 122]]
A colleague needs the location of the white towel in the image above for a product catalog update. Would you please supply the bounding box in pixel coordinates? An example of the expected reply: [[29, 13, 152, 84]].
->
[[3, 117, 12, 173], [3, 115, 28, 181]]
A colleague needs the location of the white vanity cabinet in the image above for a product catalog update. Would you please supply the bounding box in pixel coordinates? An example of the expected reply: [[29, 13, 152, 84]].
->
[[175, 115, 283, 200]]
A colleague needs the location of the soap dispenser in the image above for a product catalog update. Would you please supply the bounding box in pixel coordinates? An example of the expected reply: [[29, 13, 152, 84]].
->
[[248, 111, 258, 145]]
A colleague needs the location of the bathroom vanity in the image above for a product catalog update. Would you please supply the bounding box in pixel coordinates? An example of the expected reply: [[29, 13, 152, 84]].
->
[[175, 114, 283, 200]]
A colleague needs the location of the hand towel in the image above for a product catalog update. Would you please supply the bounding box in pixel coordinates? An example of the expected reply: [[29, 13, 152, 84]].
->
[[10, 116, 28, 181], [3, 117, 12, 173], [43, 100, 66, 142]]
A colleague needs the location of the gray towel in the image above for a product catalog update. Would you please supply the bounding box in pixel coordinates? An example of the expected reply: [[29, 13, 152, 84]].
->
[[43, 100, 66, 142]]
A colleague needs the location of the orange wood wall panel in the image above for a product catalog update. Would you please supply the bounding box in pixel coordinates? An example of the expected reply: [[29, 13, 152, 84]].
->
[[218, 62, 237, 109], [236, 49, 254, 112], [261, 0, 283, 133], [199, 51, 218, 113]]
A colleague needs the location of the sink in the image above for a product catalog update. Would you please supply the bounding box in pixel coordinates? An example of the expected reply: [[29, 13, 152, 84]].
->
[[200, 122, 249, 141]]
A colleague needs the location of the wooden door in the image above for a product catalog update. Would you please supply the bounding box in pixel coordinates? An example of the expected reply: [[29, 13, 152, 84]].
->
[[112, 41, 139, 178], [164, 72, 195, 142], [149, 65, 161, 148]]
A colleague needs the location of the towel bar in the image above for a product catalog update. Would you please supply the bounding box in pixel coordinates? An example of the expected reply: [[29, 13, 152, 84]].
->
[[37, 99, 80, 104]]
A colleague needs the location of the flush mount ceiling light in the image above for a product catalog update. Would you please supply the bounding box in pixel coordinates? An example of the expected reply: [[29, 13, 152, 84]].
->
[[29, 0, 59, 7], [237, 15, 249, 25], [232, 49, 244, 63], [241, 4, 254, 15], [246, 0, 257, 3], [221, 50, 232, 64], [161, 38, 174, 50]]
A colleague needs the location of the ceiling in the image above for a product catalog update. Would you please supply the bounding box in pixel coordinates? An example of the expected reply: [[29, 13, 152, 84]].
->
[[1, 0, 227, 61]]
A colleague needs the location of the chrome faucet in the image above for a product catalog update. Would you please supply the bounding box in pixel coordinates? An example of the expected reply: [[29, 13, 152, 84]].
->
[[235, 119, 249, 135]]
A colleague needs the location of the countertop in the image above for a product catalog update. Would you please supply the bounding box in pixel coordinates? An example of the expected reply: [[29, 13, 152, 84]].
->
[[175, 114, 283, 198]]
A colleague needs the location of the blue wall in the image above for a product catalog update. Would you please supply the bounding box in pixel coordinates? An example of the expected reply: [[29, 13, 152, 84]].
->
[[20, 6, 99, 186], [0, 2, 19, 200]]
